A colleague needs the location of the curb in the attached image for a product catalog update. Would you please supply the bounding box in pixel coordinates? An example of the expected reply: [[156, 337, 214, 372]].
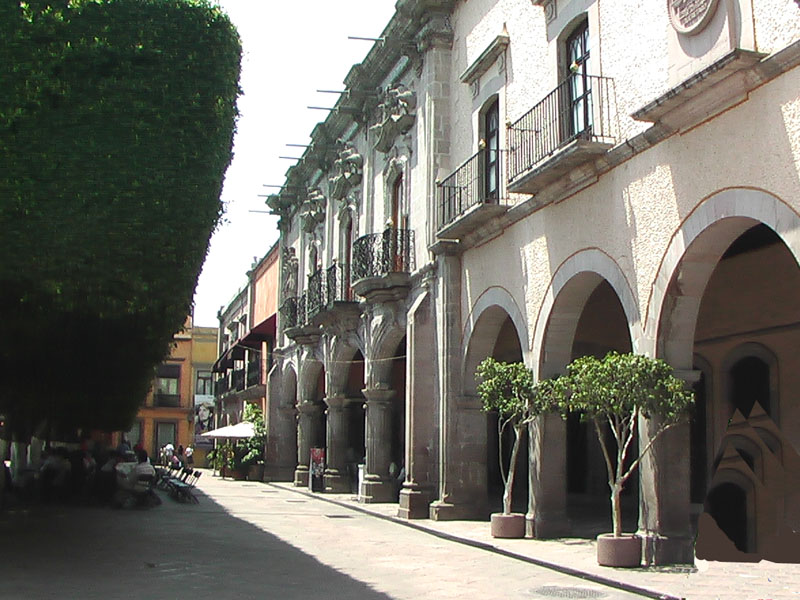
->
[[267, 482, 685, 600]]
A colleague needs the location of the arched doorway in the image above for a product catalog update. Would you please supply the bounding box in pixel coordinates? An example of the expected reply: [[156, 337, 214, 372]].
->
[[566, 279, 636, 534], [706, 482, 750, 552], [651, 189, 800, 558], [462, 294, 527, 516]]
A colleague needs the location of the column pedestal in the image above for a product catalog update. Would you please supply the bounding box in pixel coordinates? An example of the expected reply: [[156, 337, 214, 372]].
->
[[360, 388, 395, 504], [398, 481, 434, 519]]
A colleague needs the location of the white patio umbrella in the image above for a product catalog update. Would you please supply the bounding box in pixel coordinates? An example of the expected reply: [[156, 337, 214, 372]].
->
[[200, 421, 255, 439]]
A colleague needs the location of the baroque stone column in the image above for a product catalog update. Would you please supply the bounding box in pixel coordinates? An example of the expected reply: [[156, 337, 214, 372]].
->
[[323, 395, 350, 493], [294, 401, 323, 487], [360, 387, 396, 503]]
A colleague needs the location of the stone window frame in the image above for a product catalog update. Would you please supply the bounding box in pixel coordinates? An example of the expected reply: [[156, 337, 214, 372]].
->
[[383, 155, 410, 231]]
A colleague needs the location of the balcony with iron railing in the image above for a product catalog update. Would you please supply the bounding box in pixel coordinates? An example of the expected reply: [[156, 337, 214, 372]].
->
[[154, 393, 181, 408], [231, 368, 245, 392], [215, 374, 230, 397], [508, 74, 616, 196], [351, 228, 415, 301], [281, 290, 322, 344], [246, 360, 260, 388], [436, 147, 511, 239]]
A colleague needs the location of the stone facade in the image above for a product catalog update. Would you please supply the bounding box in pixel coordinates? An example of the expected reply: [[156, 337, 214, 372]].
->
[[265, 0, 800, 564]]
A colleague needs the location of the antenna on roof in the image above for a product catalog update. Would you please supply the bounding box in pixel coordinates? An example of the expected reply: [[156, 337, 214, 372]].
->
[[348, 36, 385, 43]]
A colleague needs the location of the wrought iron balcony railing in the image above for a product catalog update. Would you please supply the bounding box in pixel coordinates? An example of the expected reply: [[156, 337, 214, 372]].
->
[[296, 293, 307, 326], [246, 360, 260, 388], [215, 375, 229, 397], [352, 228, 415, 283], [154, 393, 181, 408], [508, 75, 616, 185], [437, 148, 507, 232], [326, 262, 354, 305], [231, 368, 245, 392], [280, 296, 299, 329], [306, 268, 326, 321]]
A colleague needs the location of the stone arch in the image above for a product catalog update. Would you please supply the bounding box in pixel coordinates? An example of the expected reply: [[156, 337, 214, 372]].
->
[[462, 286, 528, 395], [326, 335, 364, 395], [298, 358, 324, 405], [646, 188, 800, 367], [365, 310, 407, 388], [533, 248, 640, 378]]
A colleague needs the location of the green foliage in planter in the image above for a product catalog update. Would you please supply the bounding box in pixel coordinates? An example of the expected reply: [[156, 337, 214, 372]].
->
[[476, 358, 559, 515], [236, 403, 266, 469], [0, 0, 241, 439], [552, 351, 694, 537]]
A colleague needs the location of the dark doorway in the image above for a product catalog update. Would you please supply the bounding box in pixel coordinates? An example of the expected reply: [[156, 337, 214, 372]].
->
[[706, 482, 749, 552], [730, 356, 770, 418]]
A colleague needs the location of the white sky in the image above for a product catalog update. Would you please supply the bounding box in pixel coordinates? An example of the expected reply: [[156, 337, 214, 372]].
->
[[192, 0, 396, 327]]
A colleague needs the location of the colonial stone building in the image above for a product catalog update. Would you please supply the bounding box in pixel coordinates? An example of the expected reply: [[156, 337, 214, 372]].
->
[[265, 0, 800, 564]]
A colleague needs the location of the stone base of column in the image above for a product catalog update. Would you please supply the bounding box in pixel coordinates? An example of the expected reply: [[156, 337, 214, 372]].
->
[[323, 470, 351, 493], [526, 512, 570, 539], [429, 498, 487, 521], [398, 484, 433, 519], [359, 478, 396, 503], [640, 532, 695, 565], [293, 466, 309, 487], [264, 465, 295, 482]]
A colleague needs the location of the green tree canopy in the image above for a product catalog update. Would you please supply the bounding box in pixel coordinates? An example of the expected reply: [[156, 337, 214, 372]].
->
[[0, 0, 241, 439]]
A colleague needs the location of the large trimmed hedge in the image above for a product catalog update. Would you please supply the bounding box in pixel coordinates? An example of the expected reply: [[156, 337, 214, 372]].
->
[[0, 0, 241, 439]]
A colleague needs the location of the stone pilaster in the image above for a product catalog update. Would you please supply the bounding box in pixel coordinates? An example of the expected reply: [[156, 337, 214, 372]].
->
[[265, 368, 298, 482], [360, 387, 396, 503], [294, 401, 323, 487], [398, 289, 437, 519], [527, 414, 569, 537], [323, 395, 351, 493], [638, 415, 694, 564]]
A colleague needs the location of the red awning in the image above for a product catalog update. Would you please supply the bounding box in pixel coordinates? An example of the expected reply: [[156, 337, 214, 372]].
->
[[211, 343, 247, 373], [237, 315, 276, 350]]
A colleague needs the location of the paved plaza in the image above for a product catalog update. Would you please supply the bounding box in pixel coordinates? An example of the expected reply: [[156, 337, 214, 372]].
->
[[1, 471, 798, 600]]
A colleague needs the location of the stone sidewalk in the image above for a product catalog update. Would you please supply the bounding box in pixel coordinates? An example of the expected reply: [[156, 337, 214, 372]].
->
[[265, 480, 800, 600]]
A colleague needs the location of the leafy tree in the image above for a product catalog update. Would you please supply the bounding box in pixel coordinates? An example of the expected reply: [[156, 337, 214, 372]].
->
[[476, 358, 559, 515], [0, 0, 241, 440], [554, 352, 694, 537]]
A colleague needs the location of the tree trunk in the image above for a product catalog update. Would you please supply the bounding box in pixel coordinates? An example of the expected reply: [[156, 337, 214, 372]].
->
[[504, 424, 524, 514], [611, 485, 622, 537]]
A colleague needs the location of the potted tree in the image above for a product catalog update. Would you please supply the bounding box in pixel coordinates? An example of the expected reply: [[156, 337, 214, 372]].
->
[[476, 358, 556, 538], [553, 351, 694, 567], [240, 403, 267, 481]]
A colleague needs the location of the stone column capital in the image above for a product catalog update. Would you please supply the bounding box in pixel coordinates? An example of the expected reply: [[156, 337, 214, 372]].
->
[[323, 395, 349, 410], [362, 387, 396, 403], [297, 401, 323, 416]]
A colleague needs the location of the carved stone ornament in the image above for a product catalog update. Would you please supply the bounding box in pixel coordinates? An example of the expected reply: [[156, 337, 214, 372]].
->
[[298, 188, 327, 233], [370, 85, 417, 153], [668, 0, 719, 35], [329, 141, 363, 201], [282, 246, 299, 299]]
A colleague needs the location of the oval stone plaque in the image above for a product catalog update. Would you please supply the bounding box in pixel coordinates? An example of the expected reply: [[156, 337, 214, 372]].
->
[[668, 0, 720, 35]]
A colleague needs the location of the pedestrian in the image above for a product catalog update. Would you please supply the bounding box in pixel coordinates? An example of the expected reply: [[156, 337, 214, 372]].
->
[[185, 445, 194, 467]]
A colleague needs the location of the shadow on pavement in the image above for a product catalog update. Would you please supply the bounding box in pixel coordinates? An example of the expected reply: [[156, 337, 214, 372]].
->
[[0, 487, 394, 600]]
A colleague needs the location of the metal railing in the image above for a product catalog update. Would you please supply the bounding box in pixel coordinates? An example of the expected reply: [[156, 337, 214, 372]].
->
[[280, 296, 299, 329], [326, 262, 354, 305], [154, 393, 181, 408], [436, 148, 506, 231], [231, 368, 245, 391], [246, 360, 260, 388], [351, 228, 415, 282], [508, 75, 616, 184], [306, 268, 326, 321], [215, 375, 229, 397]]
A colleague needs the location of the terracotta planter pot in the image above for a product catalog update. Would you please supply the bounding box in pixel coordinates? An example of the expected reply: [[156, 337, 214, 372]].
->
[[596, 533, 642, 567], [490, 513, 526, 538]]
